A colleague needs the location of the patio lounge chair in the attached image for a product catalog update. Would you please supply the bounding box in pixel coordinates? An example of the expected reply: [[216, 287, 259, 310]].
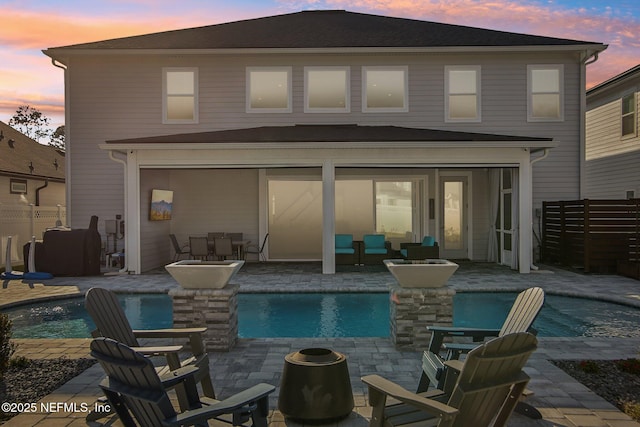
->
[[362, 332, 537, 427], [400, 236, 439, 260], [85, 287, 215, 409], [90, 337, 275, 427], [335, 234, 360, 265], [418, 286, 544, 392], [360, 234, 392, 265]]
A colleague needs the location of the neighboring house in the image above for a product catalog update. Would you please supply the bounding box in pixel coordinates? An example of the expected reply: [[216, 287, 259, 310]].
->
[[0, 121, 65, 206], [42, 10, 606, 274], [585, 64, 640, 199], [0, 121, 66, 266]]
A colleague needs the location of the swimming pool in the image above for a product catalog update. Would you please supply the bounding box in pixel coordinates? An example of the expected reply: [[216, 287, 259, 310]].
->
[[4, 292, 640, 339]]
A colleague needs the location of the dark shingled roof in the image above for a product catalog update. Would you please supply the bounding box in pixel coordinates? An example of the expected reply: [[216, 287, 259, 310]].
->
[[106, 124, 551, 144], [48, 10, 601, 51], [0, 121, 65, 181]]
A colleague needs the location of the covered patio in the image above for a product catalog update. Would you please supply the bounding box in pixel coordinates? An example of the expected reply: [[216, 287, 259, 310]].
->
[[101, 124, 554, 275]]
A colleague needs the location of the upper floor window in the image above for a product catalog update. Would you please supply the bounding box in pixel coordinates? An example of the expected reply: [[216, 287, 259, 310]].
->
[[363, 66, 408, 112], [305, 67, 350, 113], [622, 93, 636, 137], [246, 67, 292, 113], [446, 66, 481, 122], [528, 65, 563, 121], [163, 68, 198, 123]]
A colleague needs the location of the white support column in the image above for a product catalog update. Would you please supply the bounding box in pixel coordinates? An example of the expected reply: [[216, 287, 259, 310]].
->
[[125, 150, 140, 273], [322, 160, 336, 274], [519, 152, 532, 274]]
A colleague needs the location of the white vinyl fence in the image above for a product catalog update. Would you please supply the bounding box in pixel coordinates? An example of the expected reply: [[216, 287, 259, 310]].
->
[[0, 204, 66, 267]]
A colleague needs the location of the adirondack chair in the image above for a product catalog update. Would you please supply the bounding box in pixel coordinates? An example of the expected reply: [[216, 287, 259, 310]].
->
[[85, 287, 215, 410], [362, 332, 537, 427], [90, 337, 275, 427], [418, 286, 544, 392]]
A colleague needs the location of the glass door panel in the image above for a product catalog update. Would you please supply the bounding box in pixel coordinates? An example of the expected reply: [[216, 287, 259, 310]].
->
[[268, 180, 322, 259], [441, 177, 468, 258], [375, 181, 416, 249]]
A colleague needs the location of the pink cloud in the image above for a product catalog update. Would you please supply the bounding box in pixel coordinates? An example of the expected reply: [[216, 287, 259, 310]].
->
[[286, 0, 639, 87]]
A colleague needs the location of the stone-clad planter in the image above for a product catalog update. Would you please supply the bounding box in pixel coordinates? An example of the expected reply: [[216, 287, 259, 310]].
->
[[165, 260, 244, 289], [384, 259, 458, 288]]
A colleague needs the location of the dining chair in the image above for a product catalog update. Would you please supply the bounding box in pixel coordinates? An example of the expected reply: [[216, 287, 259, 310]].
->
[[189, 236, 210, 260], [169, 234, 190, 261], [213, 237, 234, 260], [225, 232, 243, 240], [207, 232, 225, 240], [245, 233, 269, 261]]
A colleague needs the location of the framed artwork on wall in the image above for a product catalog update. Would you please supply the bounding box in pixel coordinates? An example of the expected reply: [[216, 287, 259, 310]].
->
[[149, 189, 174, 220]]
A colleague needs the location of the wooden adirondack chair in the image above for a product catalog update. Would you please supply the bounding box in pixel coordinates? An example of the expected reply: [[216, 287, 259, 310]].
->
[[418, 286, 544, 392], [85, 287, 215, 410], [362, 332, 537, 427], [90, 337, 275, 427]]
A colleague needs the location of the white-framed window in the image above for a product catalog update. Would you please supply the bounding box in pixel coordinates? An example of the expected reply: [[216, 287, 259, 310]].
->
[[445, 66, 481, 122], [163, 68, 198, 123], [622, 92, 637, 137], [246, 67, 292, 113], [304, 66, 350, 113], [528, 65, 564, 121], [362, 66, 408, 112]]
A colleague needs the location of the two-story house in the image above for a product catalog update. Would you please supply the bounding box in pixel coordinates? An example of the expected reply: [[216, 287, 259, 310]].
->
[[43, 10, 606, 274], [585, 64, 640, 199]]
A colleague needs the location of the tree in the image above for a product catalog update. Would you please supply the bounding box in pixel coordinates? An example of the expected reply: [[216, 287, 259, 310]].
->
[[50, 125, 65, 151], [9, 105, 50, 142], [8, 105, 65, 151]]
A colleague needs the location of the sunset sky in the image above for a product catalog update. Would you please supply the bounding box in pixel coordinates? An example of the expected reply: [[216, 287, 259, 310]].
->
[[1, 0, 639, 129]]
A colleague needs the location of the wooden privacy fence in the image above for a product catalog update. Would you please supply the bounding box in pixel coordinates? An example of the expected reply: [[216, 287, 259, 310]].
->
[[542, 199, 640, 274]]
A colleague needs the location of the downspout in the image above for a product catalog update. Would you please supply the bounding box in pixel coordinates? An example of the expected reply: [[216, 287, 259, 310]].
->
[[579, 51, 601, 199], [530, 149, 550, 270], [108, 150, 129, 273], [35, 180, 49, 206]]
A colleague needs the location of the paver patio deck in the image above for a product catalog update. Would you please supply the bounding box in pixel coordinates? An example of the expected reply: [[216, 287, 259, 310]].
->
[[1, 261, 640, 426]]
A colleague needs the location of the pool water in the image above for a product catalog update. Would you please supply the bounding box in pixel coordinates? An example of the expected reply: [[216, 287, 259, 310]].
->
[[4, 292, 640, 339], [238, 293, 389, 338]]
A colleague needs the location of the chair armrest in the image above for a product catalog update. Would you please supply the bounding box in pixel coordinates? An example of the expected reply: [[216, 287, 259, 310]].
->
[[400, 242, 421, 249], [157, 365, 201, 389], [426, 326, 501, 354], [133, 328, 207, 355], [133, 327, 207, 338], [99, 365, 199, 399], [131, 345, 184, 357], [164, 383, 276, 427], [362, 375, 458, 421]]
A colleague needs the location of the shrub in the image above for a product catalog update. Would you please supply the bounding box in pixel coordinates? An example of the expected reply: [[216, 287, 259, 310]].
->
[[9, 355, 29, 369], [0, 313, 17, 380], [578, 360, 600, 374], [616, 358, 640, 376], [620, 400, 640, 422]]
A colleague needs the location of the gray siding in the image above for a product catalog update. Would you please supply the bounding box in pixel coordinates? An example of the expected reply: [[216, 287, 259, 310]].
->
[[585, 76, 640, 199], [65, 50, 584, 268]]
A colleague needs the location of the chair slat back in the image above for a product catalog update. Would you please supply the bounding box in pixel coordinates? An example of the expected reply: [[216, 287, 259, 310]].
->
[[447, 332, 537, 427], [85, 287, 139, 347], [499, 287, 544, 336], [91, 337, 176, 427], [189, 236, 209, 258], [214, 237, 234, 257]]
